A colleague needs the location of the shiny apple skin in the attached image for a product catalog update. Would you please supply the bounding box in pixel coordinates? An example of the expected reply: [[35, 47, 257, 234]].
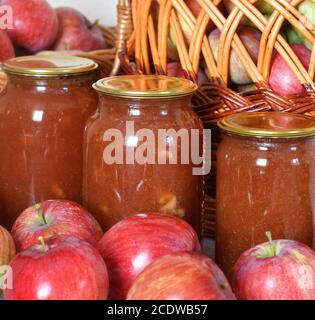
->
[[269, 44, 311, 96], [208, 27, 261, 85], [233, 240, 315, 300], [4, 236, 109, 300], [97, 213, 201, 300], [53, 7, 106, 52], [12, 200, 103, 252], [1, 0, 58, 52], [0, 30, 15, 61], [0, 225, 15, 266], [127, 252, 235, 300]]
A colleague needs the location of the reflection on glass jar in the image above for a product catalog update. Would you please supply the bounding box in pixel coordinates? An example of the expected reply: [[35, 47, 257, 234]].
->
[[216, 112, 315, 279], [83, 75, 205, 234], [0, 55, 99, 228]]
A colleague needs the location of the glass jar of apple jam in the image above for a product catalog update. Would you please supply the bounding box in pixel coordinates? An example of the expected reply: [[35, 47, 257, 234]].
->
[[83, 75, 204, 233], [216, 112, 315, 279], [0, 55, 99, 228]]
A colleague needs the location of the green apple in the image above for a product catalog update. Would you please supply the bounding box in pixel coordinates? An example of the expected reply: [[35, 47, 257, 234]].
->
[[286, 1, 314, 50], [299, 0, 315, 26], [208, 27, 261, 85], [255, 0, 274, 15], [224, 0, 274, 16], [286, 26, 305, 45], [235, 83, 257, 94]]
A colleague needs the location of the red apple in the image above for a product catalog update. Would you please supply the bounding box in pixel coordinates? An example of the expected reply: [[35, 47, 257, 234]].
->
[[208, 27, 261, 85], [0, 30, 15, 61], [168, 62, 208, 85], [0, 0, 58, 52], [269, 44, 311, 96], [233, 233, 315, 300], [97, 213, 201, 300], [53, 7, 106, 52], [12, 200, 103, 252], [127, 252, 236, 300], [0, 225, 15, 266], [4, 236, 109, 300], [185, 0, 215, 33]]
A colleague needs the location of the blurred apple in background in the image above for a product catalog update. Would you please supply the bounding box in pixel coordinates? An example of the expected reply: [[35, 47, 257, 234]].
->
[[235, 83, 257, 94], [208, 27, 261, 85], [53, 7, 106, 52], [286, 26, 306, 47], [0, 0, 58, 53], [12, 200, 103, 252], [168, 0, 217, 61], [0, 30, 15, 61], [97, 213, 200, 300], [224, 0, 273, 27], [269, 44, 311, 96], [224, 0, 274, 16], [168, 62, 208, 85], [127, 252, 236, 300], [4, 236, 109, 300], [233, 233, 315, 300], [0, 225, 15, 266], [286, 0, 314, 50], [298, 0, 314, 50], [184, 0, 216, 34]]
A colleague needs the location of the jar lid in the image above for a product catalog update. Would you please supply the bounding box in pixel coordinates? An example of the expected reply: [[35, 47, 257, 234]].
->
[[93, 75, 198, 99], [2, 55, 98, 77], [218, 112, 315, 138]]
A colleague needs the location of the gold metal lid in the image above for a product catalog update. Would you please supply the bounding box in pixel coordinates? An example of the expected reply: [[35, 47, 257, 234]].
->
[[218, 112, 315, 138], [2, 55, 98, 77], [93, 75, 198, 99]]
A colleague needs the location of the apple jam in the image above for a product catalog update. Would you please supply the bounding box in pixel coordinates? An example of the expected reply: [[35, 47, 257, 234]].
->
[[83, 75, 204, 233], [216, 112, 315, 279], [0, 55, 99, 228]]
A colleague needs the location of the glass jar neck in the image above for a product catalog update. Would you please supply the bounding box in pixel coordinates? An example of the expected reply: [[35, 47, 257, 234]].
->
[[97, 94, 193, 117], [222, 131, 315, 147], [5, 72, 97, 89]]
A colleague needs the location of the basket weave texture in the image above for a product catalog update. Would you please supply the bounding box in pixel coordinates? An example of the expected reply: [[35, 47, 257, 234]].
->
[[122, 0, 315, 237]]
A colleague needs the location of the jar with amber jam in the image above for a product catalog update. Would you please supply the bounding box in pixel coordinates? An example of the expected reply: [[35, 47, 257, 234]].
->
[[83, 75, 204, 233], [0, 55, 99, 228], [216, 112, 315, 279]]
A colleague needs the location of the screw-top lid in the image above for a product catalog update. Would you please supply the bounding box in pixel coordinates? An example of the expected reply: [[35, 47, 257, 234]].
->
[[93, 75, 198, 99], [218, 112, 315, 138], [2, 55, 98, 77]]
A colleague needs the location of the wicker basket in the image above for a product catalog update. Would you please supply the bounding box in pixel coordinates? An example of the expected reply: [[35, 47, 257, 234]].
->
[[122, 0, 315, 238]]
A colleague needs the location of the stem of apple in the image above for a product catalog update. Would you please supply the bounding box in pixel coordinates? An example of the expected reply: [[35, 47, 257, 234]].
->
[[266, 231, 276, 257], [63, 41, 69, 51], [256, 232, 281, 258], [38, 236, 48, 252], [90, 19, 99, 29], [34, 204, 47, 225]]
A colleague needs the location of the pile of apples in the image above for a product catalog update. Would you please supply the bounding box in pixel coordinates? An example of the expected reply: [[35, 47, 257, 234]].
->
[[163, 0, 314, 96], [0, 0, 106, 62], [1, 199, 315, 300]]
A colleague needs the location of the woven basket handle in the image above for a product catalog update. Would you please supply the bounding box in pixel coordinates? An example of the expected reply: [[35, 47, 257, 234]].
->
[[111, 0, 134, 76]]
